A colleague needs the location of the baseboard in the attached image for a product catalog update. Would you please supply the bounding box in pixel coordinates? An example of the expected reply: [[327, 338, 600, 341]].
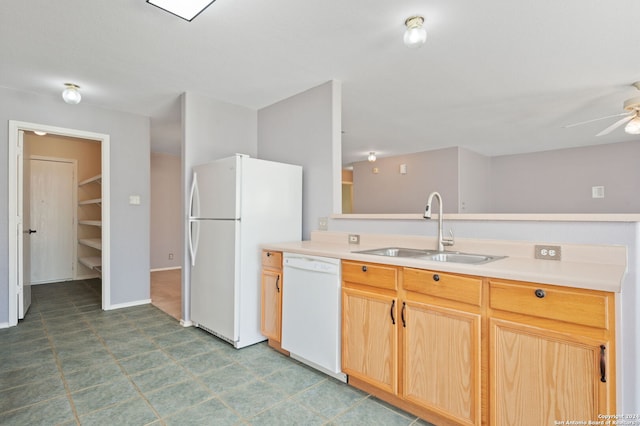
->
[[106, 299, 152, 311], [76, 273, 100, 280], [0, 322, 10, 329], [150, 266, 182, 272]]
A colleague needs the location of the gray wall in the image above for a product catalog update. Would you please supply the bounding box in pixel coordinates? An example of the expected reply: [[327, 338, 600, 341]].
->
[[352, 147, 460, 214], [490, 140, 640, 213], [0, 86, 150, 323], [349, 140, 640, 214], [181, 92, 258, 323], [150, 152, 182, 270], [258, 81, 342, 238]]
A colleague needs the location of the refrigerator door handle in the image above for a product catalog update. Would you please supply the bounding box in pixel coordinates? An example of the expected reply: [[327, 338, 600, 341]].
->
[[188, 219, 200, 267], [189, 172, 200, 219]]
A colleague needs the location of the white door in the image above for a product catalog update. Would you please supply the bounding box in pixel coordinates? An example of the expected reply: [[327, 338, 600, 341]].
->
[[190, 219, 239, 342], [30, 159, 75, 284], [17, 130, 31, 318]]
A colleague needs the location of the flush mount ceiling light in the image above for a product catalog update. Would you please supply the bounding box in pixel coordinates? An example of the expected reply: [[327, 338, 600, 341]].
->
[[33, 131, 47, 136], [403, 16, 427, 48], [146, 0, 216, 21], [62, 83, 81, 105], [368, 152, 377, 162]]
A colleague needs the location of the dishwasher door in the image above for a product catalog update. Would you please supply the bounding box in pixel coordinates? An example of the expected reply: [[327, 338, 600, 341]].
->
[[281, 253, 346, 382]]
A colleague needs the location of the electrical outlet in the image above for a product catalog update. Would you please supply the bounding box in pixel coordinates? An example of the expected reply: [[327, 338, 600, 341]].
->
[[318, 217, 328, 231], [348, 234, 360, 244], [168, 253, 174, 260], [534, 245, 561, 261]]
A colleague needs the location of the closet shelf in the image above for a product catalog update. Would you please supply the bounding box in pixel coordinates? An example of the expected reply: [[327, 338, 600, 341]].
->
[[79, 256, 101, 272], [78, 220, 102, 227], [79, 198, 102, 206], [79, 238, 102, 250], [79, 174, 101, 186]]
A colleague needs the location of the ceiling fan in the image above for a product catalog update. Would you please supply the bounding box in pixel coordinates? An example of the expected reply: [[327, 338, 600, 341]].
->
[[565, 81, 640, 136]]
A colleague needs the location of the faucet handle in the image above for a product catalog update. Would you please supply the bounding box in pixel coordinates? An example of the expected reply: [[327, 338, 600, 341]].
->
[[443, 229, 455, 246]]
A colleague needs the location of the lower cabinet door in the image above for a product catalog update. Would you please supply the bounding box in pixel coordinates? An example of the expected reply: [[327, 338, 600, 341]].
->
[[342, 287, 398, 394], [260, 269, 281, 341], [490, 318, 612, 426], [403, 301, 481, 426]]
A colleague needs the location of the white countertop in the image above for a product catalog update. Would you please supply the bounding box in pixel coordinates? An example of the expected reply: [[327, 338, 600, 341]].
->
[[263, 232, 628, 293]]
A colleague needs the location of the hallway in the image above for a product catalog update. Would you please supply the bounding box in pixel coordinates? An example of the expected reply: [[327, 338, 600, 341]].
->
[[0, 280, 431, 425]]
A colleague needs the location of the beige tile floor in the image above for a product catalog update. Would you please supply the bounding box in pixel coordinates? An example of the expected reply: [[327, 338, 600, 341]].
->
[[150, 269, 181, 320]]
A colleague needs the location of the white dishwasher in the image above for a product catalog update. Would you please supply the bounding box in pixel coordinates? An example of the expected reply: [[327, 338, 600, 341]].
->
[[281, 253, 346, 382]]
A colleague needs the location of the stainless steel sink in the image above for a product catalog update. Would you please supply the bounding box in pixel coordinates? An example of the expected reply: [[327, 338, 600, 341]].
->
[[353, 247, 438, 257], [416, 252, 506, 265], [353, 247, 505, 265]]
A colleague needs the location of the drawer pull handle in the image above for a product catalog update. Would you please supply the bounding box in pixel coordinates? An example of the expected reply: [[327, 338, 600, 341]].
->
[[266, 252, 271, 257], [433, 274, 440, 282], [275, 275, 280, 293], [362, 265, 368, 272], [600, 345, 607, 383], [390, 300, 396, 325], [401, 302, 406, 328], [534, 289, 545, 298]]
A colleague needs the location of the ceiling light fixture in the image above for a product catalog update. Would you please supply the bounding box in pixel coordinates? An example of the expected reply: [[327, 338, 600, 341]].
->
[[624, 115, 640, 135], [146, 0, 216, 21], [368, 152, 377, 162], [404, 16, 427, 48], [62, 83, 81, 104]]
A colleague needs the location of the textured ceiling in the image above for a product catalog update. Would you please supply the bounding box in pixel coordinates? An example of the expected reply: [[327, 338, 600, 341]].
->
[[1, 0, 639, 164]]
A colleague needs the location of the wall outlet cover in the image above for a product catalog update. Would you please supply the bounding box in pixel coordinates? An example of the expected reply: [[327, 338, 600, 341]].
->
[[348, 234, 360, 244], [318, 217, 328, 231], [534, 245, 562, 261]]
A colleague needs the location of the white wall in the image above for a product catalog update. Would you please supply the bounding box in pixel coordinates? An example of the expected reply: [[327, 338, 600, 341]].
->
[[150, 152, 182, 270], [0, 86, 150, 323], [328, 216, 639, 413], [180, 92, 258, 324], [257, 81, 342, 238]]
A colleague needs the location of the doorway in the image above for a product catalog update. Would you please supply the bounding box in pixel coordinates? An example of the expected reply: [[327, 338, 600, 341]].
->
[[8, 121, 111, 327]]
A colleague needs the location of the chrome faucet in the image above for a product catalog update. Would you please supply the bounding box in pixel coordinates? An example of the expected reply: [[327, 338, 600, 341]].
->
[[424, 191, 454, 252]]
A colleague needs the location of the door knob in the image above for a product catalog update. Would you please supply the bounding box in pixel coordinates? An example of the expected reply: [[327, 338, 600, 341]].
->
[[24, 229, 37, 234]]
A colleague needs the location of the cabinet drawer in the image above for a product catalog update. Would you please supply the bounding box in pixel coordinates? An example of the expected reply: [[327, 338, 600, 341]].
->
[[489, 280, 610, 329], [262, 250, 282, 269], [403, 268, 482, 306], [342, 260, 398, 290]]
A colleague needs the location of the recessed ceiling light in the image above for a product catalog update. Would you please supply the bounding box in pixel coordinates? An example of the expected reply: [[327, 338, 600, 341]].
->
[[146, 0, 216, 21]]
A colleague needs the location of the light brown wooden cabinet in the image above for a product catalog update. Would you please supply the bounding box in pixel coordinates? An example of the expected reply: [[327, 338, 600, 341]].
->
[[342, 261, 481, 425], [260, 250, 288, 354], [340, 260, 616, 426], [403, 268, 482, 426], [488, 279, 615, 426]]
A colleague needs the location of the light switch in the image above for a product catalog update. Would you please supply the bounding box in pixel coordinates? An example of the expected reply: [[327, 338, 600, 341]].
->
[[399, 164, 407, 174], [129, 195, 141, 205]]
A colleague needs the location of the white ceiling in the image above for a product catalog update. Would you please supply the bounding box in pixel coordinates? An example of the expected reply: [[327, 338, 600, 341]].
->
[[1, 0, 639, 164]]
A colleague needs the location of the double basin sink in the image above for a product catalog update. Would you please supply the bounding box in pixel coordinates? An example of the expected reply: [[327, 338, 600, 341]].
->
[[353, 247, 505, 265]]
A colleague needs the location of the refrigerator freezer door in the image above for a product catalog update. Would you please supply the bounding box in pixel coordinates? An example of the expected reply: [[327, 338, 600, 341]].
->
[[190, 219, 239, 343], [192, 157, 240, 219]]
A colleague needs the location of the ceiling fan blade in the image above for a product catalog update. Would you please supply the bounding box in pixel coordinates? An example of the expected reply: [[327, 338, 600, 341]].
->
[[596, 114, 636, 136], [564, 112, 632, 128]]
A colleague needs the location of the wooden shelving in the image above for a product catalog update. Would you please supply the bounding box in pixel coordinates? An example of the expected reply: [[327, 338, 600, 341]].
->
[[78, 173, 102, 276]]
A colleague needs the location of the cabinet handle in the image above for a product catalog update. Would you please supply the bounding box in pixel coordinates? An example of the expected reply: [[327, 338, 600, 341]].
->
[[266, 251, 271, 257], [390, 300, 396, 325], [534, 289, 545, 298], [599, 345, 607, 383], [362, 265, 368, 272], [275, 275, 280, 293], [401, 302, 406, 328], [432, 274, 440, 282]]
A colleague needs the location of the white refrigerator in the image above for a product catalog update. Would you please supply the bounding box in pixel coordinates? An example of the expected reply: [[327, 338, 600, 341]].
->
[[188, 154, 302, 348]]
